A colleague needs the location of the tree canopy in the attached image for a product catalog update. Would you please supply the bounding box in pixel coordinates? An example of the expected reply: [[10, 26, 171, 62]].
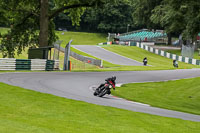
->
[[83, 0, 135, 33], [133, 0, 200, 44], [151, 0, 200, 42], [0, 0, 113, 58], [54, 0, 136, 33], [132, 0, 163, 29]]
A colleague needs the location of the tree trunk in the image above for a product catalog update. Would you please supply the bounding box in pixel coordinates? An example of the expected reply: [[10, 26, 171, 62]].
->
[[39, 0, 49, 47]]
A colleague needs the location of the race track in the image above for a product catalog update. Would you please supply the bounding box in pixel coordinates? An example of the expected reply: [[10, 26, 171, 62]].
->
[[1, 69, 200, 122], [72, 45, 143, 66]]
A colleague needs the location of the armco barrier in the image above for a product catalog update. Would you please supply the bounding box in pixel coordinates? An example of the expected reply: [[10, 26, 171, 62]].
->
[[31, 59, 47, 71], [136, 42, 200, 65], [46, 60, 55, 71], [16, 59, 31, 70], [0, 58, 16, 70], [0, 58, 59, 71], [98, 41, 153, 47]]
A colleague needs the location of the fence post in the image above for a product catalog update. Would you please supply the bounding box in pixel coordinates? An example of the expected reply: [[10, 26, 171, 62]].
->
[[100, 60, 103, 68], [63, 40, 73, 71]]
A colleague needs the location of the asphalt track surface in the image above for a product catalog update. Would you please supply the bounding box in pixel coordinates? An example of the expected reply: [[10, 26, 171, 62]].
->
[[72, 45, 143, 66], [1, 69, 200, 122]]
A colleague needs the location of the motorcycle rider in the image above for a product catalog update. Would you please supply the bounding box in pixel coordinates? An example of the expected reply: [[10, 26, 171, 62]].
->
[[173, 60, 178, 68], [96, 76, 116, 95], [143, 57, 148, 66]]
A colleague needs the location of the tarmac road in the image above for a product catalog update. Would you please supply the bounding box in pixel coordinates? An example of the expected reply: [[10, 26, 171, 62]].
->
[[1, 69, 200, 122], [72, 45, 143, 66]]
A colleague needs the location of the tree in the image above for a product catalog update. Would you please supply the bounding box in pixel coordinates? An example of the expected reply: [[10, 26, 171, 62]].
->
[[83, 0, 135, 33], [151, 0, 200, 45], [52, 0, 136, 33], [132, 0, 163, 29], [0, 0, 113, 58]]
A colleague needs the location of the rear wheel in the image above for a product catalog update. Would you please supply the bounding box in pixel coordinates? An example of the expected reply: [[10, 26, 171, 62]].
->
[[93, 91, 98, 96]]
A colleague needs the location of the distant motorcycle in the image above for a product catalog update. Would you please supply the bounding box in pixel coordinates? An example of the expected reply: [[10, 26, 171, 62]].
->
[[94, 76, 116, 97], [173, 60, 178, 68], [143, 57, 148, 66]]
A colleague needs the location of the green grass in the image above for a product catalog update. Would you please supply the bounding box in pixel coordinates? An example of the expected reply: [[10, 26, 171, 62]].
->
[[113, 77, 200, 115], [56, 31, 107, 46], [0, 82, 200, 133], [166, 50, 200, 60], [103, 45, 200, 70]]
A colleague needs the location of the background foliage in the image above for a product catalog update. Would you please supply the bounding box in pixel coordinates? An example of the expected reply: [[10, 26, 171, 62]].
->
[[0, 0, 199, 57]]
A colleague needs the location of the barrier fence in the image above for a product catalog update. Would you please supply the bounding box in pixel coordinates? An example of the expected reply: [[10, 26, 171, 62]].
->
[[136, 42, 200, 65], [98, 41, 136, 46], [0, 58, 59, 71]]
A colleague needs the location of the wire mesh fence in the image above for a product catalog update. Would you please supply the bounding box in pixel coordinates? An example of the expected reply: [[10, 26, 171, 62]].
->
[[70, 57, 99, 71], [53, 43, 102, 71]]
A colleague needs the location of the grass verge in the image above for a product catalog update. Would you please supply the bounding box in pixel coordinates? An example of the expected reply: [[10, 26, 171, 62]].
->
[[0, 82, 200, 133], [112, 77, 200, 115]]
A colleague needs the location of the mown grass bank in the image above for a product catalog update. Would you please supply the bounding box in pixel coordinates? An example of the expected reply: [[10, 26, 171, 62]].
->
[[0, 82, 199, 133], [56, 31, 107, 46], [113, 77, 200, 115]]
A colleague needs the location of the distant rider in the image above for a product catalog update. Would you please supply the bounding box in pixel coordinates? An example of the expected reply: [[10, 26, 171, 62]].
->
[[143, 57, 148, 66], [173, 60, 178, 68]]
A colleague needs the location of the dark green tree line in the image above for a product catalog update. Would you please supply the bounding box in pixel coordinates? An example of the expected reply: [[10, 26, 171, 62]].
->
[[53, 0, 135, 33]]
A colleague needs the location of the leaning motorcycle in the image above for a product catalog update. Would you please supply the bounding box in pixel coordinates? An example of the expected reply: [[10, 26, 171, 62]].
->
[[93, 80, 115, 97]]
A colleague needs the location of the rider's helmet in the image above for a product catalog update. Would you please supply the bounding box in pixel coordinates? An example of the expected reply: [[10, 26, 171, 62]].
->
[[112, 76, 116, 81]]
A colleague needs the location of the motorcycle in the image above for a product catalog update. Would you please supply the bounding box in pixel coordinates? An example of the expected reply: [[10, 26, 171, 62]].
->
[[173, 60, 178, 68], [93, 80, 115, 97]]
